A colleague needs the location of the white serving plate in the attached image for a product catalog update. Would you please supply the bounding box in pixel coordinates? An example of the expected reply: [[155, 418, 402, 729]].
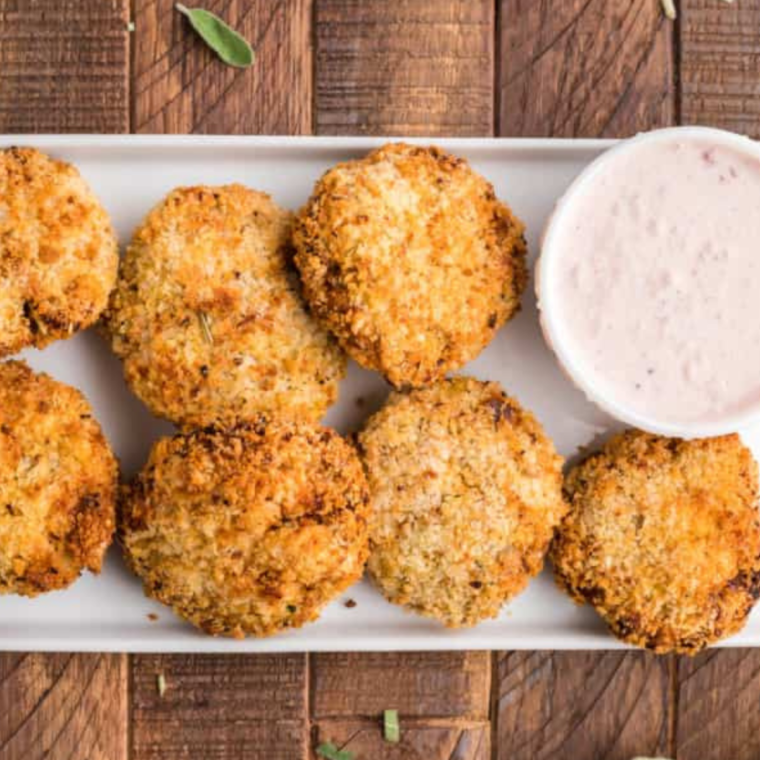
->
[[3, 135, 759, 653]]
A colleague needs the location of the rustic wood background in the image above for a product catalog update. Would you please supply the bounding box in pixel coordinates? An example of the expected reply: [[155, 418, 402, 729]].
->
[[0, 0, 757, 758]]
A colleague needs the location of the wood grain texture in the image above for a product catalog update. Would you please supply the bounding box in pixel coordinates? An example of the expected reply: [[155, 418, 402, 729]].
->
[[0, 652, 128, 760], [0, 0, 129, 133], [315, 0, 495, 136], [132, 0, 312, 134], [677, 649, 760, 760], [495, 651, 672, 760], [314, 719, 490, 760], [312, 652, 491, 719], [498, 0, 674, 137], [130, 653, 308, 760], [680, 0, 760, 136]]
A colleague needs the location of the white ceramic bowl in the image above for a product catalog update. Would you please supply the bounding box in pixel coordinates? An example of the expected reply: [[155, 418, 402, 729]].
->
[[536, 125, 760, 439]]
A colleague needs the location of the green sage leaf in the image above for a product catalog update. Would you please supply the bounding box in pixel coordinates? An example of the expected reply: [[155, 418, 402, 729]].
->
[[175, 3, 254, 68], [316, 743, 354, 760]]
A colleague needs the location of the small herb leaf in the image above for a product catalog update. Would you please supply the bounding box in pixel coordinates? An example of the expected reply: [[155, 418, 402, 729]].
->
[[175, 3, 254, 68], [384, 709, 400, 743], [316, 742, 354, 760]]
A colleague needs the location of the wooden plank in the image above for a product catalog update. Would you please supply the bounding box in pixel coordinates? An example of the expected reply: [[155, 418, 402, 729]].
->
[[680, 0, 760, 137], [312, 651, 491, 720], [314, 0, 495, 136], [132, 0, 312, 134], [677, 649, 760, 760], [0, 0, 129, 133], [498, 0, 674, 137], [314, 719, 490, 760], [130, 653, 309, 760], [0, 652, 128, 760], [495, 651, 672, 760]]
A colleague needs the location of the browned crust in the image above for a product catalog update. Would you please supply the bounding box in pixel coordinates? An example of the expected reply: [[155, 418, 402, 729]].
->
[[552, 430, 760, 654], [0, 360, 118, 596], [0, 147, 118, 356], [119, 419, 370, 638], [293, 143, 528, 388], [104, 184, 345, 429], [358, 377, 566, 627]]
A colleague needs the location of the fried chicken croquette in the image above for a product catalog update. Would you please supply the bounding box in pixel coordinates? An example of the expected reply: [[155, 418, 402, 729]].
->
[[293, 144, 528, 388], [0, 361, 118, 596], [553, 430, 760, 654], [119, 419, 370, 638], [104, 185, 345, 429], [0, 147, 119, 357], [358, 377, 566, 627]]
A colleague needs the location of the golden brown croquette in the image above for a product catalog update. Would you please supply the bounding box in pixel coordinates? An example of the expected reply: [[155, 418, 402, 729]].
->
[[119, 419, 370, 638], [293, 144, 527, 388], [0, 147, 118, 356], [552, 430, 760, 654], [104, 185, 345, 429], [0, 360, 118, 596], [358, 377, 566, 627]]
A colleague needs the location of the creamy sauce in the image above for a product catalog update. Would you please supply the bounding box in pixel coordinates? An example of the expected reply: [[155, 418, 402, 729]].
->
[[549, 136, 760, 425]]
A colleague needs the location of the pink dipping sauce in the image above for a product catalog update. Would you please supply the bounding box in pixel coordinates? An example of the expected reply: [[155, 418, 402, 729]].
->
[[548, 134, 760, 427]]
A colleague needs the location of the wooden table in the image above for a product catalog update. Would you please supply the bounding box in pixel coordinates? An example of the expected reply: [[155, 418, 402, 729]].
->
[[0, 1, 757, 758]]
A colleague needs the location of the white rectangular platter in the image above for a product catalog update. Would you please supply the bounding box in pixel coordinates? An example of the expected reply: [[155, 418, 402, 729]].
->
[[3, 135, 760, 653]]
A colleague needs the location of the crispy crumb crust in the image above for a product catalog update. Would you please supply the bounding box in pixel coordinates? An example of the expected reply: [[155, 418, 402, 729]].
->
[[293, 144, 528, 388], [552, 430, 760, 654], [358, 377, 566, 627], [0, 360, 118, 596], [119, 420, 370, 638], [104, 185, 345, 429], [0, 147, 118, 357]]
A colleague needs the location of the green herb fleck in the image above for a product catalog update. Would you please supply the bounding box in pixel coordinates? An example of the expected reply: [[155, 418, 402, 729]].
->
[[197, 310, 214, 345], [286, 604, 297, 614], [156, 672, 167, 698], [384, 709, 400, 743], [660, 0, 676, 19], [316, 742, 354, 760], [175, 3, 254, 68]]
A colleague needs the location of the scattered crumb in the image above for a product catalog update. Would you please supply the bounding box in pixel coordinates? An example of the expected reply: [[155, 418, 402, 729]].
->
[[156, 673, 167, 698], [147, 613, 159, 622], [344, 598, 357, 609]]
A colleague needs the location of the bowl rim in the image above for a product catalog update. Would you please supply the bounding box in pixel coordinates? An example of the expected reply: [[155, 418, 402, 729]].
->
[[536, 125, 760, 439]]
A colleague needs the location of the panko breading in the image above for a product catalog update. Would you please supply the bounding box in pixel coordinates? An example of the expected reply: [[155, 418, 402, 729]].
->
[[0, 361, 118, 596], [119, 420, 370, 638], [104, 185, 345, 429], [293, 144, 527, 388], [358, 377, 566, 627], [0, 147, 118, 357], [553, 430, 760, 654]]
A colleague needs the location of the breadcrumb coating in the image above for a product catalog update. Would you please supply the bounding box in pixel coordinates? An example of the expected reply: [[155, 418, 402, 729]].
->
[[553, 430, 760, 654], [119, 419, 370, 638], [294, 144, 527, 388], [0, 361, 118, 596], [104, 185, 345, 429], [358, 377, 566, 627], [0, 147, 119, 356]]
